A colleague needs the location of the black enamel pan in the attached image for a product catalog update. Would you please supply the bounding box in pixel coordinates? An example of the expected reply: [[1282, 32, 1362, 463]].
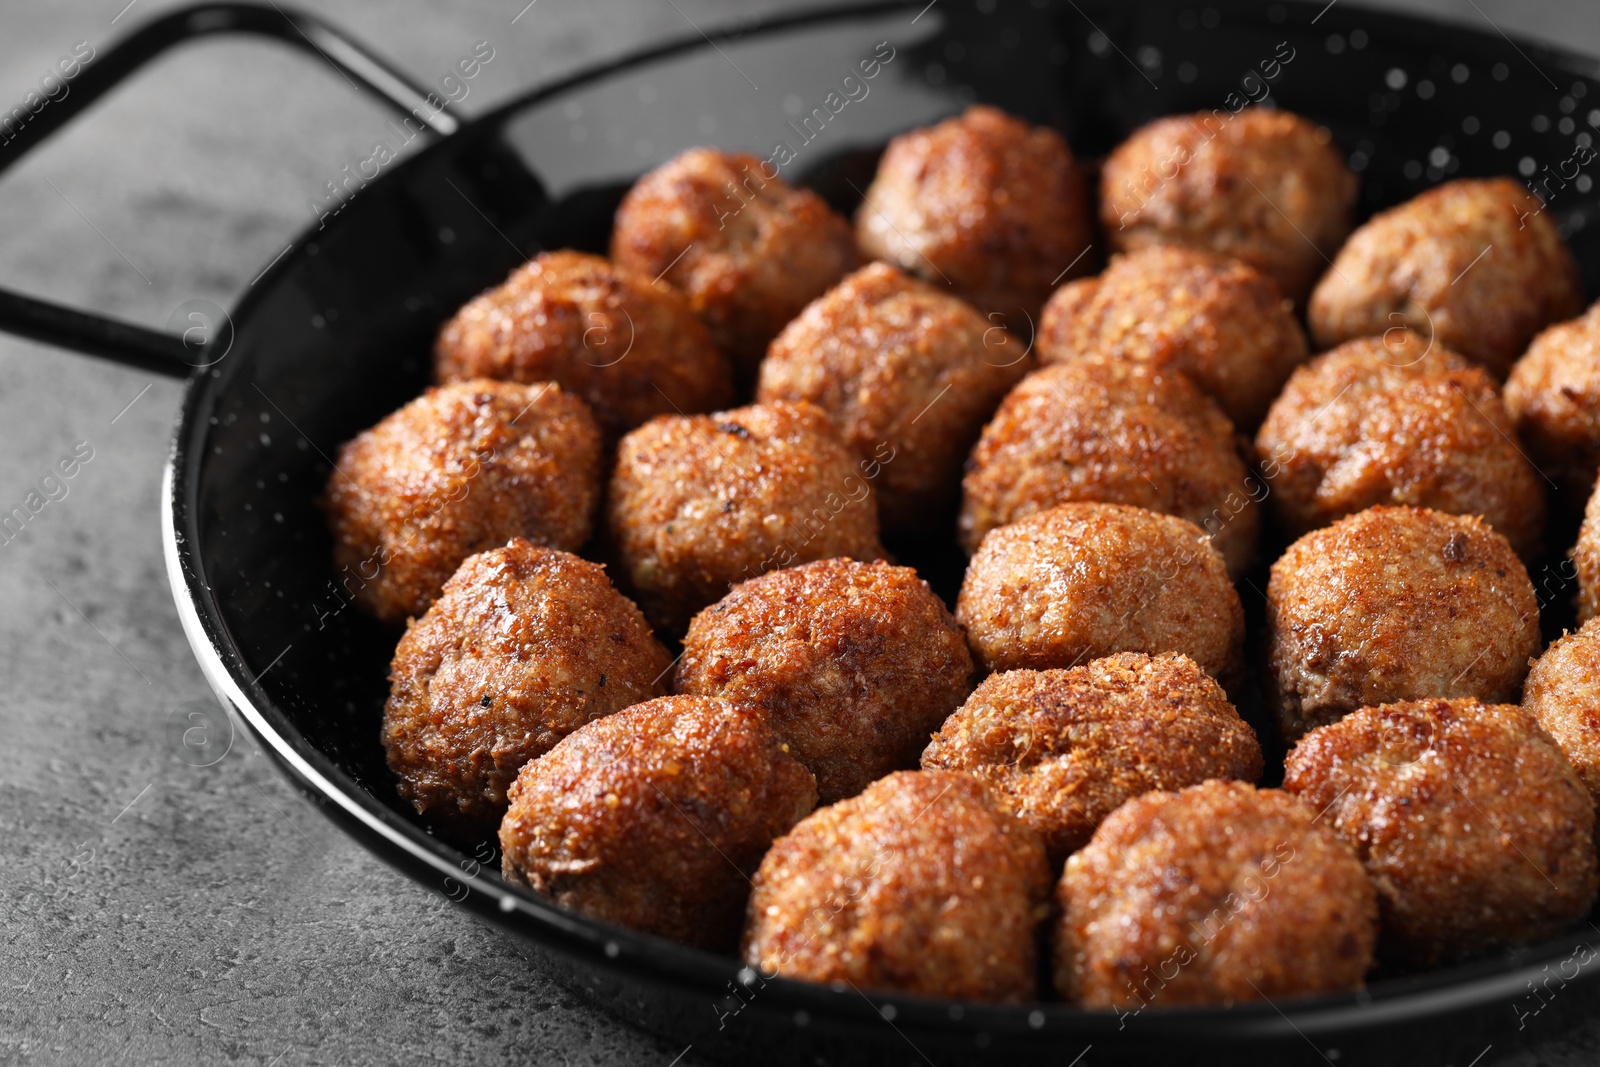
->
[[7, 2, 1600, 1063]]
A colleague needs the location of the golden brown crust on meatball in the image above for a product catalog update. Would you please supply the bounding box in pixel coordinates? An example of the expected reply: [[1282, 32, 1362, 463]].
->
[[856, 105, 1096, 321], [498, 695, 817, 952], [1266, 507, 1540, 741], [1507, 302, 1600, 500], [677, 559, 974, 804], [1054, 780, 1376, 1007], [743, 770, 1050, 1001], [433, 250, 734, 436], [611, 148, 861, 376], [1255, 332, 1546, 559], [322, 379, 603, 624], [383, 540, 672, 841], [758, 262, 1033, 533], [959, 359, 1259, 576], [607, 400, 886, 636], [1525, 620, 1600, 809], [1101, 107, 1356, 305], [1038, 245, 1308, 428], [921, 653, 1262, 865], [1284, 698, 1598, 969], [1309, 178, 1583, 377], [957, 503, 1245, 689]]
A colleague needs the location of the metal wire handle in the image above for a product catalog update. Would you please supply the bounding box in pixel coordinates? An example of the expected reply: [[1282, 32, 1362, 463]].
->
[[0, 2, 454, 377]]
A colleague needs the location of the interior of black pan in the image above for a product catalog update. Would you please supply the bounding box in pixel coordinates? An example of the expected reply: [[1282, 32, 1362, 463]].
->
[[184, 0, 1600, 992]]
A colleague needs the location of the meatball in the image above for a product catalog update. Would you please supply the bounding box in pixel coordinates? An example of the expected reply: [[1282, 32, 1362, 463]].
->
[[498, 695, 817, 952], [1284, 698, 1598, 968], [383, 539, 672, 841], [1054, 780, 1376, 1007], [1266, 507, 1540, 741], [607, 400, 886, 635], [855, 104, 1096, 322], [322, 379, 603, 624], [959, 359, 1259, 576], [758, 262, 1033, 533], [677, 559, 974, 804], [1574, 481, 1600, 624], [921, 653, 1262, 865], [434, 250, 734, 436], [1038, 245, 1308, 428], [957, 503, 1245, 690], [1101, 107, 1356, 305], [1506, 302, 1600, 501], [1525, 620, 1600, 811], [742, 770, 1050, 1001], [611, 148, 860, 377], [1255, 332, 1546, 559], [1309, 177, 1583, 377]]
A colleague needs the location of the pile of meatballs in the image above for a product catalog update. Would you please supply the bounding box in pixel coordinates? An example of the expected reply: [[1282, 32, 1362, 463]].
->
[[321, 101, 1600, 1010]]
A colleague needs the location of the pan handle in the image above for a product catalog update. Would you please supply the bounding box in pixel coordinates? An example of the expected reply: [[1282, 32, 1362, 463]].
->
[[0, 2, 458, 378]]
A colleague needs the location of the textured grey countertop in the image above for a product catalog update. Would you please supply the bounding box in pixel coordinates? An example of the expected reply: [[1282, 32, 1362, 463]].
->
[[4, 1, 1600, 1064]]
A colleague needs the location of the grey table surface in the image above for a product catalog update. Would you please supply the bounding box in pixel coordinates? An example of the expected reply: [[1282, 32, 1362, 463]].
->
[[4, 0, 1600, 1064]]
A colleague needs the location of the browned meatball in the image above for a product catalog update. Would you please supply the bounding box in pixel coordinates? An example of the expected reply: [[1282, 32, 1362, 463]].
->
[[1507, 302, 1600, 501], [1575, 481, 1600, 624], [743, 770, 1050, 1001], [1038, 245, 1308, 428], [611, 148, 860, 377], [758, 262, 1033, 533], [1525, 620, 1600, 812], [677, 559, 973, 804], [1101, 107, 1356, 305], [1284, 698, 1598, 968], [1255, 332, 1546, 559], [434, 250, 734, 436], [1310, 178, 1584, 377], [921, 653, 1262, 865], [1055, 780, 1376, 1007], [1266, 507, 1540, 741], [957, 503, 1245, 690], [383, 540, 672, 841], [607, 400, 886, 635], [498, 695, 817, 952], [855, 105, 1096, 322], [322, 379, 602, 624], [959, 359, 1259, 576]]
